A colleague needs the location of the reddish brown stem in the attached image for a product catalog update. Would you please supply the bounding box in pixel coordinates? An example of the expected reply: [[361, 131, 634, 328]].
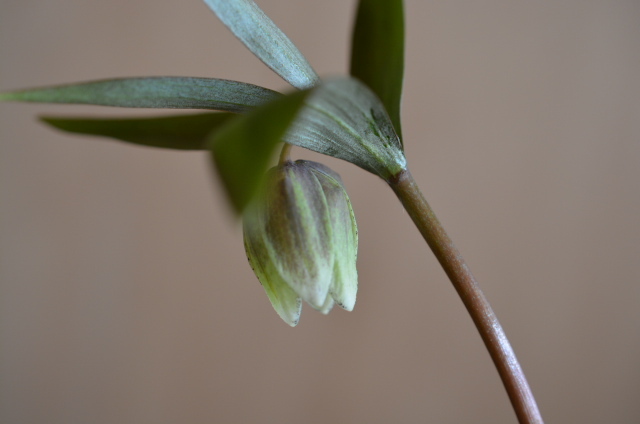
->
[[388, 168, 543, 424]]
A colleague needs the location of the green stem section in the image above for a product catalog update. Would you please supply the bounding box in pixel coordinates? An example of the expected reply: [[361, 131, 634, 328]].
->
[[279, 143, 293, 165], [388, 168, 543, 424]]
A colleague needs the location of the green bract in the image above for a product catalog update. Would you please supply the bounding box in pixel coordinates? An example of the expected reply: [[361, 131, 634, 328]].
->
[[243, 160, 358, 326], [285, 77, 406, 180]]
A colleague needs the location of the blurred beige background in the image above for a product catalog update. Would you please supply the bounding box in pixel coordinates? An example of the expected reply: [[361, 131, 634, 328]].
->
[[1, 1, 639, 423]]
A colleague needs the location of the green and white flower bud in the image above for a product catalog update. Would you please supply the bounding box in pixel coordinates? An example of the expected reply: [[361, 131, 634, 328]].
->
[[243, 160, 358, 326]]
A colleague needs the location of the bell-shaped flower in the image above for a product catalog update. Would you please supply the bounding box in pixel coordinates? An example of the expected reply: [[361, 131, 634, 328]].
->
[[243, 160, 358, 326]]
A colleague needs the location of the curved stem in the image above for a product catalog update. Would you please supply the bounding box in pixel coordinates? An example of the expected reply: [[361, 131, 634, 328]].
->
[[388, 168, 543, 424]]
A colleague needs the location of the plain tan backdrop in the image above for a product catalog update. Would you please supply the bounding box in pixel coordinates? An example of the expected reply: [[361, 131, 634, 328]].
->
[[1, 1, 639, 423]]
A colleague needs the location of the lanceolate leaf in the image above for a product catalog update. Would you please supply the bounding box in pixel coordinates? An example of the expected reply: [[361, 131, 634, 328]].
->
[[209, 90, 310, 214], [0, 77, 279, 113], [204, 0, 320, 90], [350, 0, 405, 142], [41, 113, 235, 150], [285, 77, 406, 180]]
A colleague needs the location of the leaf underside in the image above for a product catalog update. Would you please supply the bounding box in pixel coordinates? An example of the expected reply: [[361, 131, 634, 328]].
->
[[1, 77, 280, 113], [203, 0, 320, 90]]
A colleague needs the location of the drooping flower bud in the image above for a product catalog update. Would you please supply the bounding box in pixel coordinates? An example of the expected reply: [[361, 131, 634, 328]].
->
[[243, 160, 358, 326]]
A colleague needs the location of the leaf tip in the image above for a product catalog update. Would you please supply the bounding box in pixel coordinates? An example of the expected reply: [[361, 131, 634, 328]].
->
[[38, 116, 66, 130], [0, 91, 16, 102]]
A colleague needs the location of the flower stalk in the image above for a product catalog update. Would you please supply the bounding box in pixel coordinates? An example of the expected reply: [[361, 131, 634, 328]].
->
[[388, 168, 543, 424], [278, 142, 294, 165]]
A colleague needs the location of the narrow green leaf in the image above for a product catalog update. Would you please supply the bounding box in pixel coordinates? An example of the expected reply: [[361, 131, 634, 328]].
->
[[210, 90, 310, 214], [0, 77, 280, 112], [285, 77, 406, 180], [41, 113, 236, 150], [350, 0, 405, 142], [204, 0, 320, 90]]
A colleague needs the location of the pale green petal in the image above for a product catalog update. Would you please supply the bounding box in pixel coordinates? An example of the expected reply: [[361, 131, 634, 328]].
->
[[330, 253, 358, 311], [316, 294, 335, 315], [331, 187, 358, 311], [260, 271, 302, 326], [262, 164, 334, 309], [244, 211, 302, 326], [308, 163, 358, 311]]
